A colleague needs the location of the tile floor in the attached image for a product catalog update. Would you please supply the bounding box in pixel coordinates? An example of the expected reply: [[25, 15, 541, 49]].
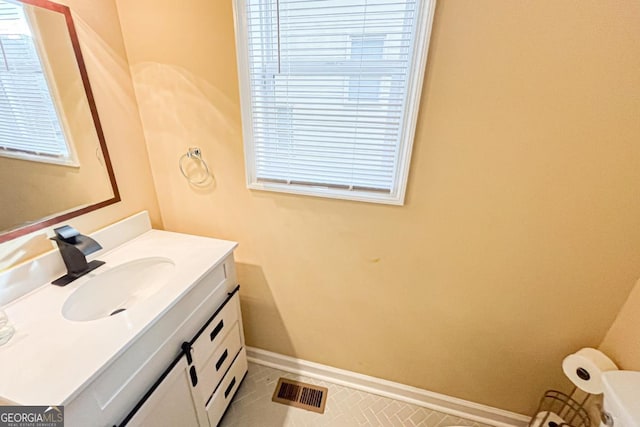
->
[[219, 362, 495, 427]]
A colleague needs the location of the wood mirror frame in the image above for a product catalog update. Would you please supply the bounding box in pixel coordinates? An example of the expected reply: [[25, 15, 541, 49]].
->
[[0, 0, 120, 243]]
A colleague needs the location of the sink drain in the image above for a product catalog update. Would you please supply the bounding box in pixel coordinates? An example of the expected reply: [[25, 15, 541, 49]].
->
[[110, 308, 126, 316]]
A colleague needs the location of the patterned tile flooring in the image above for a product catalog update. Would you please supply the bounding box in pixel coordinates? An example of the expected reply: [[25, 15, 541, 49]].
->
[[219, 363, 494, 427]]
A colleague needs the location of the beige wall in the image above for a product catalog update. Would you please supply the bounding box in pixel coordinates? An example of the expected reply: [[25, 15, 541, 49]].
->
[[0, 0, 161, 270], [115, 0, 640, 414], [600, 278, 640, 370]]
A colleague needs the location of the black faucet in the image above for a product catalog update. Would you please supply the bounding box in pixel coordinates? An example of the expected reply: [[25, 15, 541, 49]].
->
[[50, 225, 105, 286]]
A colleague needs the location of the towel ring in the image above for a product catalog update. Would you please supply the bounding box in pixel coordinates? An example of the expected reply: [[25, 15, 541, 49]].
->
[[179, 147, 211, 185]]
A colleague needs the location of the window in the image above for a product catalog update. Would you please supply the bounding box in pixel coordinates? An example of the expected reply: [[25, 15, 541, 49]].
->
[[0, 0, 76, 166], [234, 0, 435, 204]]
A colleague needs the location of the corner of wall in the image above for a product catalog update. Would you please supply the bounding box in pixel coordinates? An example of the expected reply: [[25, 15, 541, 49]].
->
[[599, 277, 640, 371]]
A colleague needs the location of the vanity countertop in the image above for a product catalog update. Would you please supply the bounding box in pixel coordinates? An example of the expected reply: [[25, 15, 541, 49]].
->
[[0, 229, 237, 406]]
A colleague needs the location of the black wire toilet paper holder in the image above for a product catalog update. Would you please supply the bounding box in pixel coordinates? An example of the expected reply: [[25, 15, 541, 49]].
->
[[528, 388, 592, 427]]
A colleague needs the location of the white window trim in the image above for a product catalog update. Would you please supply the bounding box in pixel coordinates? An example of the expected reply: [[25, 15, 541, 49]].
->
[[232, 0, 437, 205], [0, 5, 79, 167]]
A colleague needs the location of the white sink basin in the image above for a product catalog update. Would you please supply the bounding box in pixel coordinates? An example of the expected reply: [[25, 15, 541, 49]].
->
[[62, 257, 175, 321]]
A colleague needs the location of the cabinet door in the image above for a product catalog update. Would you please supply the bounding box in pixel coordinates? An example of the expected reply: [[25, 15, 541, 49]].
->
[[123, 356, 205, 427]]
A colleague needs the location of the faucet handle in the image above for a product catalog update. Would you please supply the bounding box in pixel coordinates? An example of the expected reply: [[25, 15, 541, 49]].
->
[[50, 225, 102, 256], [53, 225, 81, 243]]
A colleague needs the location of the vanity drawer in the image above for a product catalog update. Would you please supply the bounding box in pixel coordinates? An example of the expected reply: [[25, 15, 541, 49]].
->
[[206, 347, 247, 427], [197, 322, 242, 406], [192, 292, 240, 367]]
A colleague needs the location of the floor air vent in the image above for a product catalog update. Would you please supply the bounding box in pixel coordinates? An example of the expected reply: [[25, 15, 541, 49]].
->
[[272, 378, 328, 414]]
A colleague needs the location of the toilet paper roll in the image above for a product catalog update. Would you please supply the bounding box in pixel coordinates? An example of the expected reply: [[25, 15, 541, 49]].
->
[[531, 411, 567, 427], [562, 348, 618, 394]]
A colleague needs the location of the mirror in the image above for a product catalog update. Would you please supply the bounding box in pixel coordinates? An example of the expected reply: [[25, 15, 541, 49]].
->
[[0, 0, 119, 243]]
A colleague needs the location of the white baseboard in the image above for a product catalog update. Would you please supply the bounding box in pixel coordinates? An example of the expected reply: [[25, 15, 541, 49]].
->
[[246, 347, 530, 427]]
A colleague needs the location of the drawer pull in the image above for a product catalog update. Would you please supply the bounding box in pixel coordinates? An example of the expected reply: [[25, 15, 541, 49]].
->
[[224, 376, 236, 399], [210, 320, 224, 342], [216, 349, 229, 371]]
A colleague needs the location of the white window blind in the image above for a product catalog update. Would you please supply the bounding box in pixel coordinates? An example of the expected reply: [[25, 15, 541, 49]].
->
[[234, 0, 435, 204], [0, 0, 71, 163]]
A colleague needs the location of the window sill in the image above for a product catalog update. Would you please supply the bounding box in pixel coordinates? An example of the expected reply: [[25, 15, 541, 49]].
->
[[247, 181, 405, 206], [0, 150, 79, 168]]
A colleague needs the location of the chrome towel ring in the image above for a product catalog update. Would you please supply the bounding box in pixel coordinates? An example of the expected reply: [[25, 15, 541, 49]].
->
[[179, 147, 211, 185]]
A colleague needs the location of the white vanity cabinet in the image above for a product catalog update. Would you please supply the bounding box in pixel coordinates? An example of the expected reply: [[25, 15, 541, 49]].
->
[[60, 246, 246, 427], [122, 288, 247, 427], [0, 214, 246, 427]]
